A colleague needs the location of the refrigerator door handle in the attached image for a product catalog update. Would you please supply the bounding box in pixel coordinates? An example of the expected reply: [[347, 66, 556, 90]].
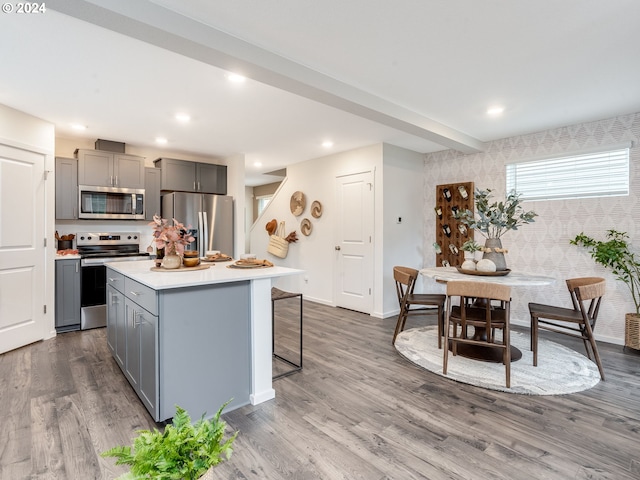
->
[[202, 210, 209, 257], [197, 211, 204, 258]]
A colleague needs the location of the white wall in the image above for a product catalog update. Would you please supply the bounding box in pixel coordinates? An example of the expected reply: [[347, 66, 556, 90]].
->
[[381, 144, 425, 317], [249, 144, 384, 305], [0, 103, 56, 338], [248, 142, 424, 318], [423, 112, 640, 345]]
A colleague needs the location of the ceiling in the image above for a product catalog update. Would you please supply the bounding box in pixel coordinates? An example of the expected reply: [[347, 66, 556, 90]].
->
[[2, 0, 639, 186]]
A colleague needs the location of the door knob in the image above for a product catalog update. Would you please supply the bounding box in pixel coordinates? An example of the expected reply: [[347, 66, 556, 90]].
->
[[335, 246, 341, 250]]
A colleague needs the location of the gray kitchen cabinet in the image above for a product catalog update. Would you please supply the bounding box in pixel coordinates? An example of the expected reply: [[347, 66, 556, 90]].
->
[[154, 157, 227, 194], [55, 157, 78, 219], [55, 259, 81, 332], [124, 298, 159, 420], [106, 285, 126, 369], [106, 266, 250, 422], [76, 149, 145, 189], [144, 167, 161, 220]]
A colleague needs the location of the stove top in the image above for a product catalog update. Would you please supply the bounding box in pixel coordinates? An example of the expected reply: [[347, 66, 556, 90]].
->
[[76, 232, 148, 259]]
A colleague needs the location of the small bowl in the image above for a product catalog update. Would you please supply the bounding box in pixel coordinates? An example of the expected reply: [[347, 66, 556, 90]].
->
[[182, 256, 200, 268], [240, 253, 256, 260], [183, 250, 199, 258], [206, 250, 220, 257]]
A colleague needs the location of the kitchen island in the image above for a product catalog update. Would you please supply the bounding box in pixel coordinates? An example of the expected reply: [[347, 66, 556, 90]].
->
[[105, 259, 302, 422]]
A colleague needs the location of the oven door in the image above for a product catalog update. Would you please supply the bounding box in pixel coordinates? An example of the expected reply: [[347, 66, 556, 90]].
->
[[80, 262, 107, 330], [80, 255, 150, 329]]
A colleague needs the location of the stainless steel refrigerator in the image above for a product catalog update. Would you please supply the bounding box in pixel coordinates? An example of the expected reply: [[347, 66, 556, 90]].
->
[[161, 192, 234, 257]]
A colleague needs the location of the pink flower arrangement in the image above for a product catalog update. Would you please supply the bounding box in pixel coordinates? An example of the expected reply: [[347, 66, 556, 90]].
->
[[149, 214, 195, 256]]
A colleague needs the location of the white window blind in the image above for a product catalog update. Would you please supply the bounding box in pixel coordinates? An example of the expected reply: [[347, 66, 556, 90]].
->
[[505, 146, 630, 201]]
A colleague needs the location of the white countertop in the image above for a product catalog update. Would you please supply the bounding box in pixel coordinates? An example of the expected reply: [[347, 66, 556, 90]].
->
[[55, 253, 81, 260], [106, 259, 303, 290]]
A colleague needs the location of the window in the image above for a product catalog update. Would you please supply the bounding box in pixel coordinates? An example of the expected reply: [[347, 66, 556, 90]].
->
[[505, 144, 630, 201], [256, 195, 272, 217]]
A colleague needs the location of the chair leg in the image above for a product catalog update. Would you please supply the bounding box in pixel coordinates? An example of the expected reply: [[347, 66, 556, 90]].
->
[[504, 325, 511, 388], [392, 306, 407, 344], [437, 306, 443, 349], [442, 313, 450, 375], [583, 322, 605, 381], [531, 315, 538, 367]]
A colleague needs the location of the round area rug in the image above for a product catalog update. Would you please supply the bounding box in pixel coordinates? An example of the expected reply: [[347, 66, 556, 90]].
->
[[395, 326, 600, 395]]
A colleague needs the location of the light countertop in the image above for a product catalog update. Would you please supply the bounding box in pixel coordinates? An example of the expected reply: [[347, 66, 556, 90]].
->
[[106, 259, 303, 290], [55, 253, 81, 260]]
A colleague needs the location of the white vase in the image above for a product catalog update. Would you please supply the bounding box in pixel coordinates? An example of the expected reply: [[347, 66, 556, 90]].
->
[[161, 253, 181, 269]]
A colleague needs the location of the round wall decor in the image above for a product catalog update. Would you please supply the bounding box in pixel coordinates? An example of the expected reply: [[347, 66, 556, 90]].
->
[[301, 218, 312, 236], [311, 200, 323, 218], [290, 191, 306, 216]]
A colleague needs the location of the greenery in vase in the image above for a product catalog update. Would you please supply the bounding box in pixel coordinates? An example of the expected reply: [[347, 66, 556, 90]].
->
[[461, 239, 482, 252], [149, 214, 195, 256], [571, 229, 640, 315], [455, 188, 537, 239], [102, 403, 237, 480]]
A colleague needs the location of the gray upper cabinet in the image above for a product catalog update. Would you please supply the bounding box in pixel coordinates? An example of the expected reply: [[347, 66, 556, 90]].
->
[[154, 158, 227, 195], [144, 167, 161, 220], [55, 157, 78, 219], [76, 149, 145, 189]]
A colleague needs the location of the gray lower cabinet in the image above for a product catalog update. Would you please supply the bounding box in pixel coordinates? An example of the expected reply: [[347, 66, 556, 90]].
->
[[106, 285, 126, 368], [55, 157, 78, 219], [55, 259, 81, 332], [106, 267, 250, 422], [125, 297, 158, 420]]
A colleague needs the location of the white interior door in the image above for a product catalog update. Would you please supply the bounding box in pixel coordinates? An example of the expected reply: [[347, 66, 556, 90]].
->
[[334, 171, 374, 314], [0, 143, 46, 354]]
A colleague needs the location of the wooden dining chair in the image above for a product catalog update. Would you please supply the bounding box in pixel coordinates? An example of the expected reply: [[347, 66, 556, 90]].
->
[[528, 277, 606, 380], [392, 266, 446, 347], [443, 281, 512, 388]]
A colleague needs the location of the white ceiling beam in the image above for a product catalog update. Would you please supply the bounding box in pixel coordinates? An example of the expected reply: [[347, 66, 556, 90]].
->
[[50, 0, 485, 154]]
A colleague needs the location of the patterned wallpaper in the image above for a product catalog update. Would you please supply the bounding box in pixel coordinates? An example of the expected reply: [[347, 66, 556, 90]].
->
[[423, 112, 640, 345]]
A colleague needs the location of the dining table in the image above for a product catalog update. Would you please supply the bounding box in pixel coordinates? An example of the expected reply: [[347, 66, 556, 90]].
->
[[420, 266, 556, 362]]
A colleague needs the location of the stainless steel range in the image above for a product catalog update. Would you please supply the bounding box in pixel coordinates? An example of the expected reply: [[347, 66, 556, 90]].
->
[[77, 232, 150, 330]]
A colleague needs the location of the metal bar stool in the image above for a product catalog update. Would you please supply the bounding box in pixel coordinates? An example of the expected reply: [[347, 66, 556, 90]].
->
[[271, 287, 303, 379]]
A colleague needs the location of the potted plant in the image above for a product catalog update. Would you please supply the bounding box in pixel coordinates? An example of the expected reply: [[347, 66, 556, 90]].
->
[[149, 214, 195, 269], [461, 239, 483, 261], [455, 188, 537, 270], [570, 229, 640, 350], [102, 403, 237, 479]]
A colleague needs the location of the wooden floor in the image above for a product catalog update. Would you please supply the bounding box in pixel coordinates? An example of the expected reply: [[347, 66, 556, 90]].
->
[[1, 299, 639, 479]]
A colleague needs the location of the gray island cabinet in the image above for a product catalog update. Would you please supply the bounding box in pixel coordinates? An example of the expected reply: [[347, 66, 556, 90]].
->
[[106, 260, 301, 422]]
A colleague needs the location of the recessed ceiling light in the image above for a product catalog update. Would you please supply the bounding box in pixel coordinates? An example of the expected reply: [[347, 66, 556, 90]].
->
[[322, 140, 334, 148], [253, 161, 263, 168], [155, 137, 168, 145], [175, 113, 190, 123], [487, 106, 505, 116], [227, 73, 246, 83], [71, 123, 87, 131]]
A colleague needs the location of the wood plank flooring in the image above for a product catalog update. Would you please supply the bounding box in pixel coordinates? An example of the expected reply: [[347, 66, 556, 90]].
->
[[1, 299, 639, 479]]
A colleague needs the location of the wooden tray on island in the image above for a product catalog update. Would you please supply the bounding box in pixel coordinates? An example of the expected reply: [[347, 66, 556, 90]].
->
[[456, 267, 511, 276], [201, 255, 233, 263], [150, 264, 211, 272]]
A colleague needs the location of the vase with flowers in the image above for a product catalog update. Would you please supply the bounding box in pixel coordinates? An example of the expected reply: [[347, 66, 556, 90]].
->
[[149, 214, 195, 269], [454, 188, 537, 270]]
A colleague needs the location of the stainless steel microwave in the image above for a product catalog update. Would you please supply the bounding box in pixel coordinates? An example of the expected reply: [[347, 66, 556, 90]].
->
[[78, 185, 145, 220]]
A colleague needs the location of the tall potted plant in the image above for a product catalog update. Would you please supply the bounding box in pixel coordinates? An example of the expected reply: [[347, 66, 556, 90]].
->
[[571, 229, 640, 350], [455, 188, 537, 270]]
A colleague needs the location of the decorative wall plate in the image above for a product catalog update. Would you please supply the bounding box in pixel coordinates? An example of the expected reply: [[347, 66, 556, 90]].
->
[[311, 200, 323, 218], [301, 218, 312, 236], [290, 191, 306, 216]]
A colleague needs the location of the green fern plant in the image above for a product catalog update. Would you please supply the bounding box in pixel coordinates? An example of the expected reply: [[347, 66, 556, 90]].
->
[[102, 403, 237, 480]]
